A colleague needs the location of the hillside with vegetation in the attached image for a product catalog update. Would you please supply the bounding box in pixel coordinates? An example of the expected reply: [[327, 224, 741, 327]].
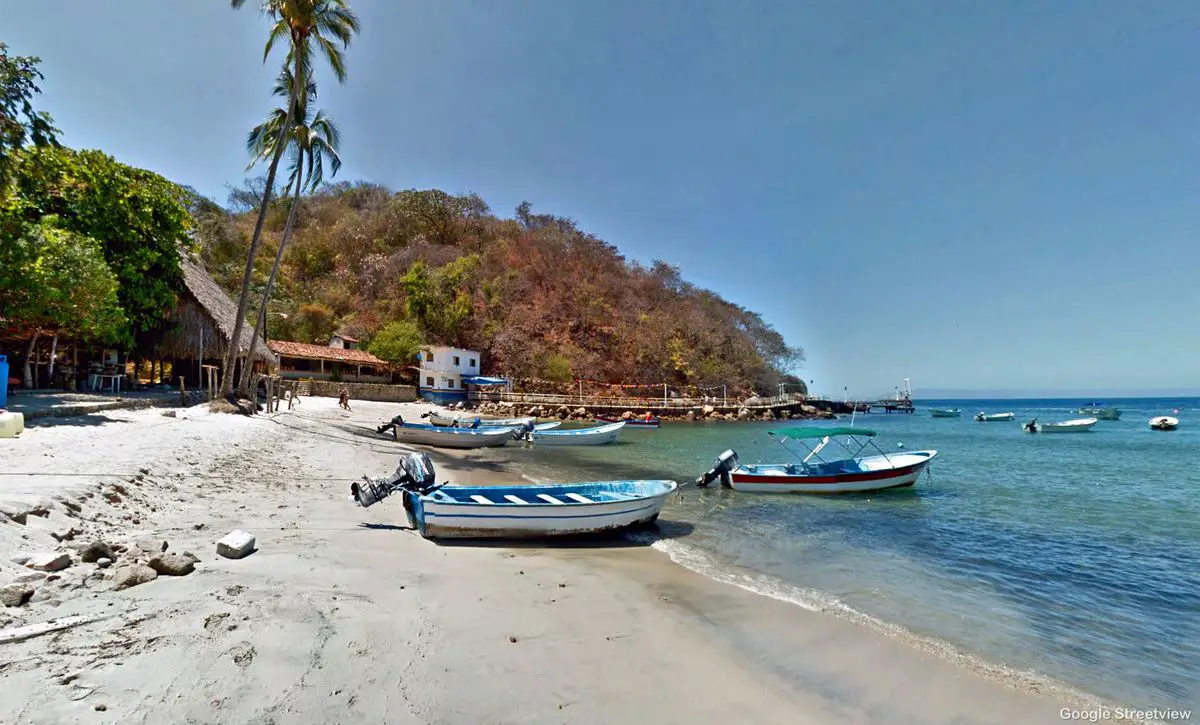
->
[[194, 182, 804, 395]]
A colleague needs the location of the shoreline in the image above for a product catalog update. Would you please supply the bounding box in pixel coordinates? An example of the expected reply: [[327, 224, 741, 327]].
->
[[0, 398, 1170, 724]]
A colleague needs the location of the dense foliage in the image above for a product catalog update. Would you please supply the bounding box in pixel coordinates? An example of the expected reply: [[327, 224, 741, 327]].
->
[[0, 42, 59, 187], [195, 182, 803, 393], [10, 147, 192, 347]]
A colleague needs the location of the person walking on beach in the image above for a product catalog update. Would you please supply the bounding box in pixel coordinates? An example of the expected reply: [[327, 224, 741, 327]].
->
[[338, 388, 352, 411]]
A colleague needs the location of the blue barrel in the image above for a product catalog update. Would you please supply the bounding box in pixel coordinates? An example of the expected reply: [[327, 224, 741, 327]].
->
[[0, 354, 7, 409]]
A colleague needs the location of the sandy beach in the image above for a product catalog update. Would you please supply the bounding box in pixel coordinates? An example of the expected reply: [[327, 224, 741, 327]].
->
[[0, 397, 1110, 724]]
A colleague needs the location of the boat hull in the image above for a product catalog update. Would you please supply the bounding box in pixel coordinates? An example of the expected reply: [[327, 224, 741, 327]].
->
[[929, 409, 961, 418], [407, 480, 677, 539], [394, 424, 518, 449], [532, 421, 625, 446], [975, 413, 1015, 422], [729, 451, 936, 493], [1150, 416, 1179, 431], [595, 415, 660, 428], [1036, 418, 1097, 433]]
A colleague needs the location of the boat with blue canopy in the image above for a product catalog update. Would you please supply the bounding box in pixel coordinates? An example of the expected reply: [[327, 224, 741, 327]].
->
[[351, 452, 677, 539], [696, 427, 937, 494]]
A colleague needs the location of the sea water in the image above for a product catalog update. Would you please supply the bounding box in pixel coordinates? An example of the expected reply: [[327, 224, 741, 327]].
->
[[479, 398, 1200, 712]]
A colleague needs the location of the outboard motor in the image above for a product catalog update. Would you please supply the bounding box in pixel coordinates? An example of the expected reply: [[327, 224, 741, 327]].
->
[[350, 451, 439, 508], [512, 420, 536, 442], [695, 449, 739, 488]]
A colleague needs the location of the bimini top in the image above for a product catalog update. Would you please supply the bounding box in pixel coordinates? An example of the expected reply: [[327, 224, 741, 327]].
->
[[768, 427, 877, 439]]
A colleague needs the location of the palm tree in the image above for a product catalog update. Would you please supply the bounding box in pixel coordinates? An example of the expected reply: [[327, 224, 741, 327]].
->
[[222, 0, 358, 395], [237, 67, 341, 389]]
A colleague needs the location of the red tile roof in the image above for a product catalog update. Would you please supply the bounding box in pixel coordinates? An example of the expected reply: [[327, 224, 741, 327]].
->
[[267, 340, 388, 367]]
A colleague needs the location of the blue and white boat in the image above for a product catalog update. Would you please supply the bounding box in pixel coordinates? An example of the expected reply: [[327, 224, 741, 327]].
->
[[531, 421, 625, 446], [351, 452, 677, 539], [393, 422, 521, 449]]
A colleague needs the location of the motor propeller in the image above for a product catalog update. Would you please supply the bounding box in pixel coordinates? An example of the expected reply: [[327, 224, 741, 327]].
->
[[695, 449, 739, 488]]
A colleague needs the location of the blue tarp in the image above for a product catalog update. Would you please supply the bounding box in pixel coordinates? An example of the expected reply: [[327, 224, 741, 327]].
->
[[461, 375, 508, 386]]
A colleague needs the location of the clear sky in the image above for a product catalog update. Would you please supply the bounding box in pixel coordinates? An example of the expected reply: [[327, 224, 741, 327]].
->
[[8, 1, 1200, 398]]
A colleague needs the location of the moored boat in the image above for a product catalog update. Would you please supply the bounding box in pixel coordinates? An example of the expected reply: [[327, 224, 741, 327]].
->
[[393, 422, 521, 449], [1149, 416, 1179, 431], [974, 412, 1015, 422], [696, 427, 936, 494], [1077, 404, 1121, 420], [929, 408, 961, 418], [532, 421, 625, 446], [595, 414, 660, 428], [1023, 417, 1097, 433], [351, 452, 676, 539]]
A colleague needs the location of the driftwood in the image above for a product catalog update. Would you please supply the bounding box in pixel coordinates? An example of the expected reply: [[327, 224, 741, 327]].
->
[[0, 615, 101, 645]]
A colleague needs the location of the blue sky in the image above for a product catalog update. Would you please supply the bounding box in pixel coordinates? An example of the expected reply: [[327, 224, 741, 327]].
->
[[8, 1, 1200, 397]]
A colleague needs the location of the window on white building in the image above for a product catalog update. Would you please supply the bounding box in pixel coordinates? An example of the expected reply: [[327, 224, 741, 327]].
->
[[453, 356, 460, 366], [425, 376, 434, 387], [469, 358, 476, 367], [425, 352, 433, 363], [446, 379, 455, 388]]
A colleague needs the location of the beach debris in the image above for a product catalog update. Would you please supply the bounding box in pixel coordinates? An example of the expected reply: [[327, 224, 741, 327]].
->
[[0, 614, 101, 645], [216, 530, 256, 560], [508, 635, 518, 643], [50, 526, 82, 542], [112, 564, 158, 591], [26, 552, 71, 572], [148, 551, 199, 576], [94, 704, 107, 712], [79, 540, 116, 564], [0, 582, 35, 608]]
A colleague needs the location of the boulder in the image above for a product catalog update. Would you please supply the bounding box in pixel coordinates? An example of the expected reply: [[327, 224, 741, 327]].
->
[[112, 564, 158, 590], [0, 583, 35, 608], [148, 551, 199, 576], [686, 411, 696, 421], [574, 407, 588, 418], [96, 557, 113, 569], [737, 408, 751, 420], [216, 530, 256, 560], [79, 540, 116, 564], [701, 405, 715, 416], [26, 552, 71, 572], [621, 411, 634, 420]]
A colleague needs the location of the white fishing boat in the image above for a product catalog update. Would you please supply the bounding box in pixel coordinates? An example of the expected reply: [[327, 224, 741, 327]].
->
[[531, 421, 625, 446], [696, 427, 937, 494], [1023, 417, 1097, 433], [351, 452, 676, 539], [929, 408, 961, 418], [1149, 416, 1179, 431], [974, 412, 1015, 422]]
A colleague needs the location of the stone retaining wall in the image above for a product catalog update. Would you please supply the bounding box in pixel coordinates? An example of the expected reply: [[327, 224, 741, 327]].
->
[[307, 381, 416, 403]]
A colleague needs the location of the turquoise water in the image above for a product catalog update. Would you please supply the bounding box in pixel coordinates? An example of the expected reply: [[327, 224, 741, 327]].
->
[[479, 398, 1200, 711]]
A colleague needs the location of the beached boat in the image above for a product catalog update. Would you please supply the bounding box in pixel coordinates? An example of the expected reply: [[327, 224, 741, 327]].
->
[[1023, 417, 1097, 433], [1149, 416, 1179, 431], [350, 452, 676, 539], [531, 421, 625, 446], [595, 414, 660, 428], [974, 412, 1015, 422], [695, 427, 936, 494], [929, 408, 961, 418], [1077, 404, 1121, 420], [393, 422, 521, 449]]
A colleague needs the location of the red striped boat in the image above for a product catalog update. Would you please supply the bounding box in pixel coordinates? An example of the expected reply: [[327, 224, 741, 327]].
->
[[696, 427, 936, 494], [595, 414, 660, 429]]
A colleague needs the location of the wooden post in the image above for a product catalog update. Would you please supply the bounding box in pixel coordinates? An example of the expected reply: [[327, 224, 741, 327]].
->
[[178, 376, 186, 406]]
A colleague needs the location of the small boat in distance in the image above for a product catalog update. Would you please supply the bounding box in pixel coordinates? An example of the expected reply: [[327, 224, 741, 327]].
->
[[975, 412, 1015, 422], [1023, 417, 1098, 433], [929, 408, 962, 418], [595, 414, 660, 429], [1077, 404, 1121, 420], [1149, 416, 1179, 431], [351, 452, 676, 539], [531, 421, 626, 446], [695, 427, 937, 494]]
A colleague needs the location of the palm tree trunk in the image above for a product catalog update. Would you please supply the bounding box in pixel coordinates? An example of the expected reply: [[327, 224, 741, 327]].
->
[[219, 47, 302, 397], [240, 172, 303, 389]]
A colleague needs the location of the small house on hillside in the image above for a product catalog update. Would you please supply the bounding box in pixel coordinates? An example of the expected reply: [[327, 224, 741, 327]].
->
[[268, 337, 389, 383], [416, 345, 484, 402], [329, 332, 358, 350], [158, 257, 279, 387]]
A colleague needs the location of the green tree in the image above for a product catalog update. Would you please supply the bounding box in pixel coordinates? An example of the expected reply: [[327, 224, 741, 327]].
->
[[293, 302, 336, 343], [0, 42, 60, 188], [541, 353, 572, 383], [239, 67, 341, 388], [368, 320, 424, 366], [224, 0, 359, 394], [11, 147, 190, 349], [0, 218, 125, 385]]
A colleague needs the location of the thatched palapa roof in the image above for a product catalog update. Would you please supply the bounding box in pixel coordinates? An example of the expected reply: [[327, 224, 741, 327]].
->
[[157, 257, 278, 367]]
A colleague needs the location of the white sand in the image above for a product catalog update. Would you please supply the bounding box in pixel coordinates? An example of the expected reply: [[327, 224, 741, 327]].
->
[[0, 397, 1117, 724]]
